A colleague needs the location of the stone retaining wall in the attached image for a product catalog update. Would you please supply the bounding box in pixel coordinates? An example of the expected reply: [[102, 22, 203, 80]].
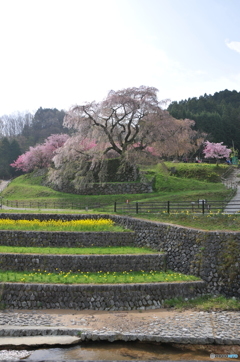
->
[[0, 253, 166, 273], [110, 215, 240, 298], [54, 182, 153, 195], [0, 230, 135, 248], [0, 281, 206, 310], [0, 213, 239, 298]]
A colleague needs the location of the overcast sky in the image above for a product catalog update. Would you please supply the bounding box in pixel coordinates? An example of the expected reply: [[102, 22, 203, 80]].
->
[[0, 0, 240, 115]]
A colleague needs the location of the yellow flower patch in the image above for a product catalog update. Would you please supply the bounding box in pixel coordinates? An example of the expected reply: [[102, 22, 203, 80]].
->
[[0, 218, 115, 231]]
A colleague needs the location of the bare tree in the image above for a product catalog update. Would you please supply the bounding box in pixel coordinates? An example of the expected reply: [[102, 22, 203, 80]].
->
[[0, 111, 33, 138]]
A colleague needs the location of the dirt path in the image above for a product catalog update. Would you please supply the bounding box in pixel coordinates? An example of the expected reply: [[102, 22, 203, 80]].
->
[[36, 308, 182, 331], [0, 180, 10, 192]]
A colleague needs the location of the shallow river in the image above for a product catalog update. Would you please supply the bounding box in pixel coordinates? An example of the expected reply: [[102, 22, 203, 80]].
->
[[19, 341, 240, 361]]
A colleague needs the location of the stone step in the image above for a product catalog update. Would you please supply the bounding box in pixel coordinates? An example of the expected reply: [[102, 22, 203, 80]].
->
[[0, 335, 81, 348], [1, 327, 239, 346], [0, 253, 167, 273]]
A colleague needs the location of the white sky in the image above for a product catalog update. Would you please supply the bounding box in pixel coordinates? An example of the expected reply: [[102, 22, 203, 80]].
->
[[0, 0, 240, 115]]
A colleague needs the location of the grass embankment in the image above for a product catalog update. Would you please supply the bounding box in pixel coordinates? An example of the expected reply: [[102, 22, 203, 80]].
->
[[0, 246, 157, 255], [1, 173, 157, 208], [142, 162, 231, 196], [1, 163, 232, 209], [0, 270, 200, 284], [0, 218, 127, 232], [163, 295, 240, 311], [136, 211, 240, 231], [143, 161, 229, 180], [0, 163, 236, 231]]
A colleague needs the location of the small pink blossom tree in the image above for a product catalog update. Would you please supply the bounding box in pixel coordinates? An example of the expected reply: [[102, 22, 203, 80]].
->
[[203, 141, 231, 164], [11, 134, 69, 172]]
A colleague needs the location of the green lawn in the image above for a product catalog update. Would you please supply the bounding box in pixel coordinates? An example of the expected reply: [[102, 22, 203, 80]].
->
[[0, 246, 157, 255]]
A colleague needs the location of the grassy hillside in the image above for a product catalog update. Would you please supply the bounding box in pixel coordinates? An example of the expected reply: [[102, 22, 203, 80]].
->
[[142, 162, 229, 184], [1, 163, 240, 233], [1, 163, 233, 210]]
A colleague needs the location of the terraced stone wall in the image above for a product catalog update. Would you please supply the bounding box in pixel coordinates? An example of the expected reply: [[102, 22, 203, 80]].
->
[[0, 230, 135, 248], [0, 254, 166, 273], [0, 213, 239, 298], [53, 182, 153, 195], [111, 215, 240, 298], [1, 281, 206, 310]]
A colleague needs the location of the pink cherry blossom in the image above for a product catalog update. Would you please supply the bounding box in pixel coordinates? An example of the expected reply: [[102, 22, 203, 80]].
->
[[203, 141, 231, 160], [11, 134, 69, 172]]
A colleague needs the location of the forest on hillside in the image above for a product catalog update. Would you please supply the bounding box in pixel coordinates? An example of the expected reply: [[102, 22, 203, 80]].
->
[[167, 89, 240, 151], [0, 107, 67, 179]]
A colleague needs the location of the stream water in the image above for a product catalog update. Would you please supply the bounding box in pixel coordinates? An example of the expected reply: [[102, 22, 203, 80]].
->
[[14, 341, 239, 361]]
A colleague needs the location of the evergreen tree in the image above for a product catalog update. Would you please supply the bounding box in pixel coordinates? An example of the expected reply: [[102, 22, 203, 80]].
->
[[168, 90, 240, 150], [0, 138, 23, 179], [0, 138, 11, 179], [21, 108, 68, 147], [9, 139, 22, 177]]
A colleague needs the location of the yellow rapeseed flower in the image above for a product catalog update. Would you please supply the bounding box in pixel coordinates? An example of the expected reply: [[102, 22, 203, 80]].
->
[[0, 218, 114, 230]]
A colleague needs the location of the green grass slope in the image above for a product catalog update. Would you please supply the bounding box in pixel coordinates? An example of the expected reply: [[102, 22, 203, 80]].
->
[[1, 163, 233, 210]]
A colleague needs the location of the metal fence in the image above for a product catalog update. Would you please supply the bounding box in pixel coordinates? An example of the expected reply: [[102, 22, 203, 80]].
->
[[1, 199, 107, 211], [1, 191, 237, 215], [113, 199, 236, 214]]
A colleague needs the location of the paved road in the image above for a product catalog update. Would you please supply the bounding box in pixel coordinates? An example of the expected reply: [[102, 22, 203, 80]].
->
[[224, 186, 240, 214], [220, 167, 240, 214]]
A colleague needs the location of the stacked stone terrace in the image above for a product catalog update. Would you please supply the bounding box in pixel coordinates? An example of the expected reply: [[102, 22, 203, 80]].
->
[[0, 214, 208, 310]]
